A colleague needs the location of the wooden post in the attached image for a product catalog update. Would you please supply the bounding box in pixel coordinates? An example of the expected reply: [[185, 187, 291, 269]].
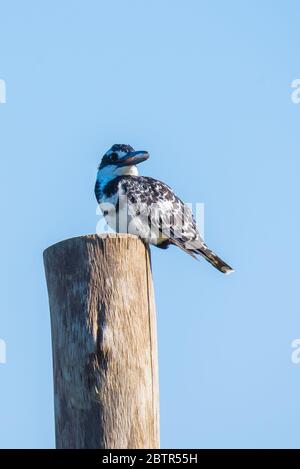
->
[[43, 234, 159, 449]]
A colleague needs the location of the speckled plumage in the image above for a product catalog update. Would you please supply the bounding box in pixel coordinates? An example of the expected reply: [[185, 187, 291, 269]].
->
[[98, 175, 197, 246], [95, 144, 234, 274]]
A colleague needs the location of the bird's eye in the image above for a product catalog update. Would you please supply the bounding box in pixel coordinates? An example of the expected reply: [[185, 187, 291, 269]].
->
[[111, 152, 118, 162]]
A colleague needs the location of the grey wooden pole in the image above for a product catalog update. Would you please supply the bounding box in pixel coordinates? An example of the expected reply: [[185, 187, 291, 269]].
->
[[43, 234, 159, 449]]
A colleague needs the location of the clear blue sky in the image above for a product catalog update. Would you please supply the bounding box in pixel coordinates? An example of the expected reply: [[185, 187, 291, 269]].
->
[[0, 0, 300, 449]]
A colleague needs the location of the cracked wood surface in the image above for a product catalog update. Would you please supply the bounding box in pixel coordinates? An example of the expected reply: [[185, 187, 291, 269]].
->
[[43, 234, 159, 449]]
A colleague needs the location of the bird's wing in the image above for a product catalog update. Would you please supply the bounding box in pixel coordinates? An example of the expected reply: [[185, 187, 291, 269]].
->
[[119, 176, 203, 248]]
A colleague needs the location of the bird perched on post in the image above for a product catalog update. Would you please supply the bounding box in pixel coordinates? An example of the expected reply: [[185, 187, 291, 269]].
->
[[95, 144, 234, 274]]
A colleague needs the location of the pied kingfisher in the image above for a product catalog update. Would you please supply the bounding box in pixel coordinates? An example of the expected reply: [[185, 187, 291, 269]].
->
[[95, 144, 234, 274]]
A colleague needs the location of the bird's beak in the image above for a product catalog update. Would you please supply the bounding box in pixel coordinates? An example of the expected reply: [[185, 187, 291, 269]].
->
[[118, 151, 149, 166]]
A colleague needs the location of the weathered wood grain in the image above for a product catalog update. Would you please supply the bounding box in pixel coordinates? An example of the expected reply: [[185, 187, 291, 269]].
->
[[43, 234, 159, 449]]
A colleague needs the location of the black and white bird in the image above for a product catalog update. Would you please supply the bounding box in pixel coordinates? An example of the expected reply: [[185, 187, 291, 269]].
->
[[95, 144, 234, 274]]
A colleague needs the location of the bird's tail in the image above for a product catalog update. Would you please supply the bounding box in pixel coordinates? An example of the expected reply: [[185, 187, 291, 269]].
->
[[172, 240, 234, 274], [171, 238, 234, 274], [196, 244, 234, 274]]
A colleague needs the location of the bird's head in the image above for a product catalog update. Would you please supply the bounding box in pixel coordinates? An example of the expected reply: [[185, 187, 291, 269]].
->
[[98, 144, 149, 174], [95, 144, 149, 199]]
